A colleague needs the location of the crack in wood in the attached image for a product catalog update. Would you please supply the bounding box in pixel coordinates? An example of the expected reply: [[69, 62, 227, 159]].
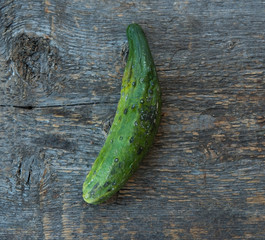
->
[[0, 101, 116, 109]]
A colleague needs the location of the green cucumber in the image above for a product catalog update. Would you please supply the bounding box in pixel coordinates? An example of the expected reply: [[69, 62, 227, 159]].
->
[[83, 23, 161, 204]]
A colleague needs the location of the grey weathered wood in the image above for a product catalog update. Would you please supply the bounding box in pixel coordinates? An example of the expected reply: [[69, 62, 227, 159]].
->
[[0, 0, 265, 239]]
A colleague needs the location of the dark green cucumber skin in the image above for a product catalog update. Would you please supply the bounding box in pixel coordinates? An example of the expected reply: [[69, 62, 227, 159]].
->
[[83, 23, 161, 204]]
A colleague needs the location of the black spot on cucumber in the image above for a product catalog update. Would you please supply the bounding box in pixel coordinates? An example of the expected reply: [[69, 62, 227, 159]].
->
[[140, 99, 144, 104], [123, 108, 128, 114], [140, 114, 145, 121], [137, 147, 143, 155], [112, 181, 116, 186], [132, 81, 136, 86], [119, 136, 123, 140], [107, 188, 112, 192], [134, 121, 138, 126], [129, 136, 134, 143], [138, 105, 157, 131], [131, 104, 135, 109], [146, 96, 152, 102], [148, 89, 153, 94], [114, 158, 119, 162], [103, 181, 110, 187]]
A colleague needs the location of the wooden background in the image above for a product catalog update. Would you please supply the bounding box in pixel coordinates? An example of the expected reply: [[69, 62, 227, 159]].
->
[[0, 0, 264, 239]]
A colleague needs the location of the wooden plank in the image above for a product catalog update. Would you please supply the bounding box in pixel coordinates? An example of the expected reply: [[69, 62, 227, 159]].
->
[[0, 0, 265, 239]]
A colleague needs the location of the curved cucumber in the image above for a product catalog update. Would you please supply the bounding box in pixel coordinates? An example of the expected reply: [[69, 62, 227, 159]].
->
[[83, 23, 161, 204]]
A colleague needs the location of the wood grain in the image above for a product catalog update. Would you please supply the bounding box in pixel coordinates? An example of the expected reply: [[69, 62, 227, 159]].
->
[[0, 0, 264, 239]]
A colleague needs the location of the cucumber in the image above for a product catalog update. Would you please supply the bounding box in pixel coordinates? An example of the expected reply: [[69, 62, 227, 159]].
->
[[83, 23, 161, 204]]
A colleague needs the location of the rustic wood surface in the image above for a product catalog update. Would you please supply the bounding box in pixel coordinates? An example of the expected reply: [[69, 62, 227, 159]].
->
[[0, 0, 265, 239]]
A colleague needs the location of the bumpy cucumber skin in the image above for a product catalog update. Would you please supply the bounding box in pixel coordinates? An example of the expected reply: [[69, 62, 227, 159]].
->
[[83, 23, 161, 204]]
